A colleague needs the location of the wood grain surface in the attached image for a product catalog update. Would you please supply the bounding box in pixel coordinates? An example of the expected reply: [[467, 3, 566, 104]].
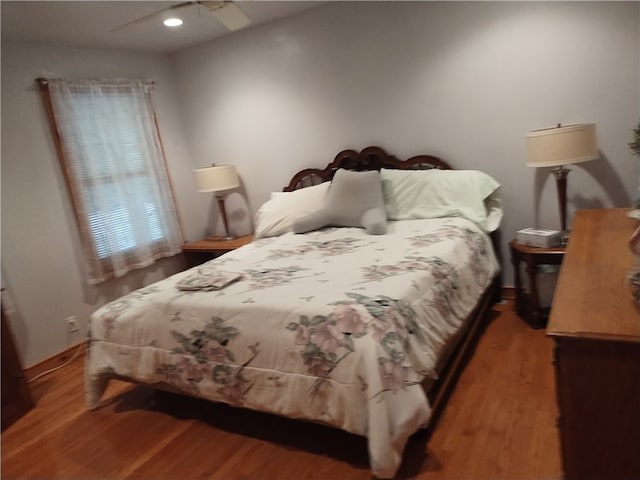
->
[[547, 208, 638, 341], [1, 300, 561, 479]]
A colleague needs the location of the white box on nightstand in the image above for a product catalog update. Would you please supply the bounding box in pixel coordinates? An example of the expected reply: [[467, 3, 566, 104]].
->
[[516, 228, 561, 248]]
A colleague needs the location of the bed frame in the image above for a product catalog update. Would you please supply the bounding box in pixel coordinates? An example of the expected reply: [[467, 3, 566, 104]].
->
[[89, 145, 500, 474], [283, 145, 500, 428]]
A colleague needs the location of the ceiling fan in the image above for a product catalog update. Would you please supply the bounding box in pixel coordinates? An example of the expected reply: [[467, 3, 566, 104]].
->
[[111, 1, 251, 33]]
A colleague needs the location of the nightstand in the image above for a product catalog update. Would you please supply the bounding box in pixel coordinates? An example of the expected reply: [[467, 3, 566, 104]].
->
[[182, 234, 253, 267], [509, 239, 565, 328]]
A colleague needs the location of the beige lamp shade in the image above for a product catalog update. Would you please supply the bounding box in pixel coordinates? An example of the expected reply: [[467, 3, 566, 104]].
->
[[193, 164, 240, 192], [526, 123, 598, 167]]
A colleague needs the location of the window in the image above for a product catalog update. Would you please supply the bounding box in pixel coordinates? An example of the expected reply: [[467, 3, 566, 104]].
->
[[38, 78, 183, 284]]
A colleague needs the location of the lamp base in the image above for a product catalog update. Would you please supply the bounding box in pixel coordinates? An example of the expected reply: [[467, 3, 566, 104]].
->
[[215, 193, 235, 241], [552, 165, 570, 238]]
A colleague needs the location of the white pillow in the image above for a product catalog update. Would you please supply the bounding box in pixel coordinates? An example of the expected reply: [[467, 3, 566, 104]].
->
[[380, 169, 503, 232], [484, 191, 503, 233], [254, 182, 330, 238]]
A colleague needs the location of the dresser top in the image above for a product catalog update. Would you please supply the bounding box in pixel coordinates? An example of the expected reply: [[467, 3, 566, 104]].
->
[[547, 208, 640, 342]]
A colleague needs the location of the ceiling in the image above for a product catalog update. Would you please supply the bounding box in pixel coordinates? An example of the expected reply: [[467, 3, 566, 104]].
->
[[1, 1, 324, 54]]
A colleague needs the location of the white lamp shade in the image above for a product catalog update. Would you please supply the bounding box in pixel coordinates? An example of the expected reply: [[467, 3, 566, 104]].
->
[[526, 123, 598, 167], [193, 164, 240, 192]]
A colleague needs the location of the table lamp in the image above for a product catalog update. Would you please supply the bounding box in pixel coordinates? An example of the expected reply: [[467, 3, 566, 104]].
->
[[193, 164, 240, 240], [526, 123, 598, 244]]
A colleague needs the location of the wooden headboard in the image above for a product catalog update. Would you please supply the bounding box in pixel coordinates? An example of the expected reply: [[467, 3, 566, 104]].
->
[[283, 145, 452, 192], [285, 145, 502, 301]]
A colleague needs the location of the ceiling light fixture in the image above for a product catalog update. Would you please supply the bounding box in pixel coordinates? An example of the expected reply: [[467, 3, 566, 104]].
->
[[163, 18, 183, 27]]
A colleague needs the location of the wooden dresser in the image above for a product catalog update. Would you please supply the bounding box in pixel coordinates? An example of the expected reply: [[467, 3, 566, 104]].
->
[[547, 208, 640, 480]]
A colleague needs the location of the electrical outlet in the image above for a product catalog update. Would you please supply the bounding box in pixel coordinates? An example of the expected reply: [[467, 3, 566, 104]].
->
[[66, 315, 79, 333]]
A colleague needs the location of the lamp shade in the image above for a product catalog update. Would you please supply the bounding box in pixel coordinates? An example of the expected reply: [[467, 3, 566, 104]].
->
[[526, 123, 598, 168], [193, 164, 240, 192]]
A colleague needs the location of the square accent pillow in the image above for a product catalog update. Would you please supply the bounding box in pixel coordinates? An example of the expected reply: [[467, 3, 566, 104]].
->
[[254, 181, 330, 238], [292, 169, 387, 235]]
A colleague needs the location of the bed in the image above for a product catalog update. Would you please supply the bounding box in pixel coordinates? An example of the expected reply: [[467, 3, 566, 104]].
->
[[86, 146, 502, 478]]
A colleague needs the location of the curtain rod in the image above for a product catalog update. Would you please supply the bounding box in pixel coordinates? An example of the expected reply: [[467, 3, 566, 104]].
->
[[35, 77, 156, 87]]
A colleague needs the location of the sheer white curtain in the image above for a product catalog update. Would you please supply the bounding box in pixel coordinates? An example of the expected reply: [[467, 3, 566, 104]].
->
[[44, 78, 183, 284]]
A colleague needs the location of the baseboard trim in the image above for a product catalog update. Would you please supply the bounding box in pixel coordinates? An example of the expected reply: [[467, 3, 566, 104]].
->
[[25, 342, 85, 382], [502, 286, 516, 300]]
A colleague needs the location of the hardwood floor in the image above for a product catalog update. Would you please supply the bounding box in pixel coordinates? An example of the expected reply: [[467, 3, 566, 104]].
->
[[1, 300, 561, 479]]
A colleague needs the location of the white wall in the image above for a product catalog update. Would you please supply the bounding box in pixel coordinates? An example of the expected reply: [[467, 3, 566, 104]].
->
[[0, 41, 200, 367], [171, 0, 639, 267], [2, 1, 638, 367]]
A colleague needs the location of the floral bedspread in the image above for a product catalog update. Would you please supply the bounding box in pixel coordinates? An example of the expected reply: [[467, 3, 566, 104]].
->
[[86, 217, 499, 478]]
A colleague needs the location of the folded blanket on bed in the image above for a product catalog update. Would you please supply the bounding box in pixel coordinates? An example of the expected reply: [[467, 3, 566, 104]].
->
[[176, 267, 243, 291]]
